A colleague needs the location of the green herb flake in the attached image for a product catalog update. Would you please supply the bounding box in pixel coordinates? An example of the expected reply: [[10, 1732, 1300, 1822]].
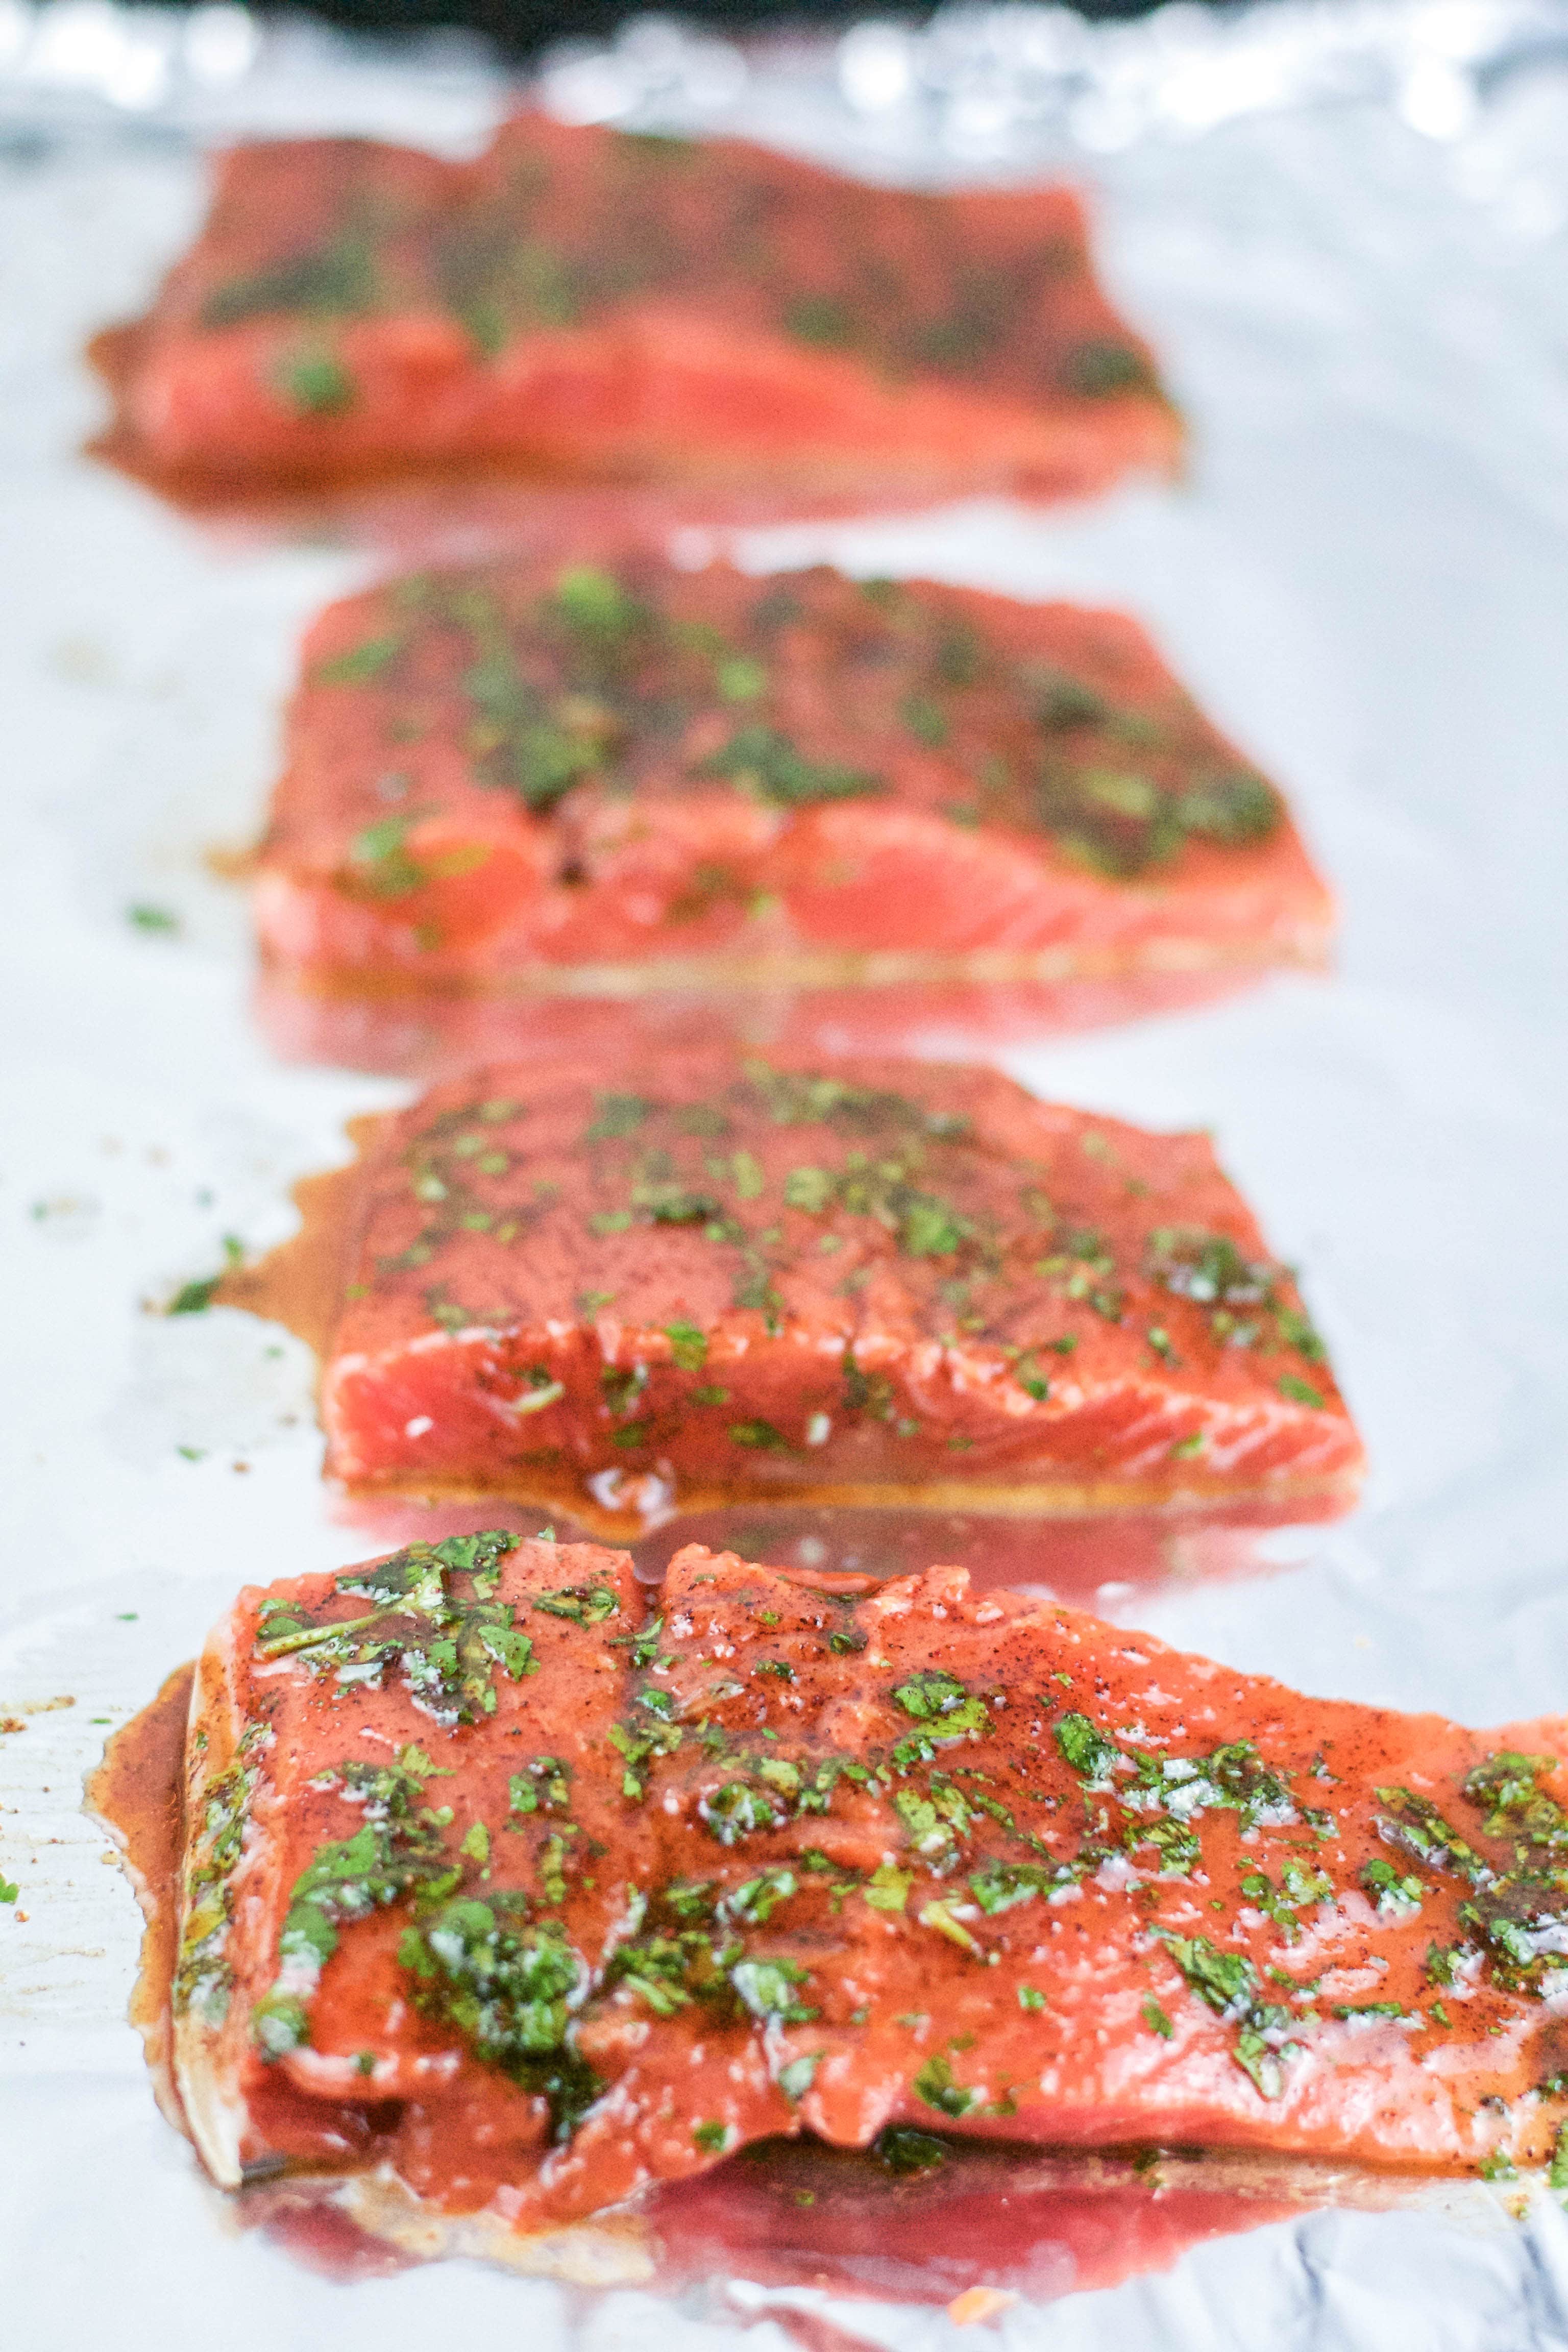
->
[[399, 1899, 599, 2141], [534, 1586, 620, 1625], [893, 1671, 989, 1739], [1361, 1857, 1424, 1917], [1054, 1711, 1117, 1784], [913, 2053, 978, 2118], [716, 655, 767, 703], [586, 1093, 651, 1141], [167, 1234, 246, 1316], [702, 1781, 782, 1845], [274, 345, 356, 416], [900, 694, 949, 748], [665, 1321, 708, 1371], [876, 2125, 949, 2175], [316, 634, 402, 686], [864, 1863, 914, 1913], [696, 725, 881, 808], [728, 1419, 793, 1452], [730, 1955, 818, 2024]]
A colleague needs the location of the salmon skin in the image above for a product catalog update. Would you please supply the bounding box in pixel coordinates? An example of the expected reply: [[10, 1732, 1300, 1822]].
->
[[307, 1051, 1362, 1533], [168, 1533, 1568, 2267], [254, 554, 1332, 1001], [92, 115, 1180, 498]]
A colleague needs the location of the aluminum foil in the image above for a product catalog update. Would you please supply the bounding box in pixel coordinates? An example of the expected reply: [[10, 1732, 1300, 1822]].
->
[[5, 3, 1568, 2344]]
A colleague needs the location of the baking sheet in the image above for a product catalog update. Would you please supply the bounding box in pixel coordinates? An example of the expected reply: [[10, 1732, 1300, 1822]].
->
[[5, 3, 1568, 2343]]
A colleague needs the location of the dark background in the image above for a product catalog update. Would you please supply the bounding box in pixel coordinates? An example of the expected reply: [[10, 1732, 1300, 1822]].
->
[[227, 1, 1157, 61]]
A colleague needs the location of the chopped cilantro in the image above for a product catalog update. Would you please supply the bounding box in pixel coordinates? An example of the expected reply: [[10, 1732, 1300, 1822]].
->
[[876, 2125, 949, 2175], [167, 1234, 245, 1315], [913, 2053, 978, 2118], [316, 634, 402, 686], [534, 1585, 620, 1625], [274, 345, 355, 415], [255, 1532, 532, 1725], [702, 1781, 782, 1844], [728, 1419, 793, 1452], [399, 1899, 599, 2139], [730, 1955, 817, 2024], [696, 725, 881, 807], [900, 694, 949, 748], [725, 1867, 796, 1924], [893, 1671, 989, 1737], [1361, 1857, 1424, 1917], [1054, 1711, 1117, 1783], [716, 655, 767, 702], [586, 1093, 651, 1141], [664, 1320, 708, 1370]]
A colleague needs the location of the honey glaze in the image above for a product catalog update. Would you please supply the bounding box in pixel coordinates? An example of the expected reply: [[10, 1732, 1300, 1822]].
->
[[84, 1662, 194, 2135], [213, 1134, 372, 1361]]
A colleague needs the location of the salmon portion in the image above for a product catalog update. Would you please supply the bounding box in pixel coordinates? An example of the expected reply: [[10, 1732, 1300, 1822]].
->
[[304, 1051, 1362, 1532], [93, 116, 1179, 497], [254, 554, 1332, 1002], [170, 1533, 1568, 2264]]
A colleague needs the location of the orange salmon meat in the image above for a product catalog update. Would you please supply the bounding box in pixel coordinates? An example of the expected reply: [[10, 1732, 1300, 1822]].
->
[[308, 1051, 1362, 1533], [254, 555, 1332, 1003], [93, 115, 1180, 498], [164, 1533, 1568, 2266]]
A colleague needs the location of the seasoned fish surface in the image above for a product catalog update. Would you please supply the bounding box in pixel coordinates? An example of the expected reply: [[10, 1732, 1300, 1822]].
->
[[95, 117, 1179, 496], [255, 556, 1331, 999], [173, 1534, 1568, 2249], [318, 1052, 1362, 1526]]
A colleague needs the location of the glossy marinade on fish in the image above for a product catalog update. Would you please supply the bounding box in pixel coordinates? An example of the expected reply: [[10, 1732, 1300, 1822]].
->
[[150, 1533, 1568, 2272], [231, 1051, 1365, 1534]]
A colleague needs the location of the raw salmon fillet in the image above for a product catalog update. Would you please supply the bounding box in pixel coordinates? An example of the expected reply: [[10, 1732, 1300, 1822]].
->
[[304, 1051, 1362, 1532], [92, 115, 1180, 497], [253, 554, 1332, 1001], [167, 1532, 1568, 2270]]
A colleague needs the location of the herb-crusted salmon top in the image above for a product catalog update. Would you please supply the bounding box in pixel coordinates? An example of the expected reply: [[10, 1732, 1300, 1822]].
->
[[255, 555, 1332, 998], [172, 1534, 1568, 2248], [95, 115, 1180, 496], [314, 1051, 1362, 1530]]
